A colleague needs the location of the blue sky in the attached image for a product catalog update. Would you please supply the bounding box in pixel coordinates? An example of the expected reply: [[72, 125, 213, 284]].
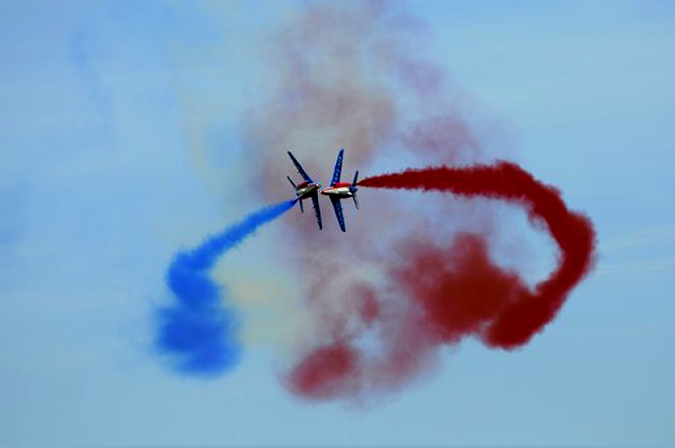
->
[[1, 0, 674, 445]]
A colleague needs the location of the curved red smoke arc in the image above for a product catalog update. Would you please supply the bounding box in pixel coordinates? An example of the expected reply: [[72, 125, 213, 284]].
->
[[285, 161, 596, 401], [358, 161, 596, 347]]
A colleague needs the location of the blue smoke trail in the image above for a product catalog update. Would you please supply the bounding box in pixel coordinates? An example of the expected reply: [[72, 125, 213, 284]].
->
[[155, 199, 297, 376]]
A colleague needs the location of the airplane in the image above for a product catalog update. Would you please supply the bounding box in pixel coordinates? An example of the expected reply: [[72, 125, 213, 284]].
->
[[320, 148, 359, 232], [287, 151, 323, 230]]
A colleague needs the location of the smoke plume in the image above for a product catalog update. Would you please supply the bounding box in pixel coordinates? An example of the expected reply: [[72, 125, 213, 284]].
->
[[155, 199, 296, 375], [157, 2, 596, 403], [283, 163, 595, 400]]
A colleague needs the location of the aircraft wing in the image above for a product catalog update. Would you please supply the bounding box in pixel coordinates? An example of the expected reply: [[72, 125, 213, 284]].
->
[[330, 197, 346, 232], [287, 151, 314, 183], [310, 192, 322, 230], [330, 148, 344, 186]]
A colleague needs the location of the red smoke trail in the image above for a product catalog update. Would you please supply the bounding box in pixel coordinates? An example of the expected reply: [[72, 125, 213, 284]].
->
[[227, 2, 593, 403], [358, 161, 596, 348], [285, 161, 596, 401]]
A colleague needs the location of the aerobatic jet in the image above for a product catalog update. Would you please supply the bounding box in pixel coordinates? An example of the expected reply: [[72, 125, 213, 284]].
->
[[287, 151, 323, 230], [320, 148, 359, 232]]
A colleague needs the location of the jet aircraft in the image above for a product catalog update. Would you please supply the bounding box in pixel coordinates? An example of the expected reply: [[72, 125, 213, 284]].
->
[[320, 148, 359, 232], [287, 151, 323, 229]]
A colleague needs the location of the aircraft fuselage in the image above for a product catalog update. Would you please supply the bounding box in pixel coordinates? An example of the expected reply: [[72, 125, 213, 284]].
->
[[321, 183, 353, 198], [296, 182, 321, 199]]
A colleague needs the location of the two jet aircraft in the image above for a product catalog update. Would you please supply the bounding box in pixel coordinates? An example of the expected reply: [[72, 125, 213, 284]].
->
[[287, 149, 359, 232]]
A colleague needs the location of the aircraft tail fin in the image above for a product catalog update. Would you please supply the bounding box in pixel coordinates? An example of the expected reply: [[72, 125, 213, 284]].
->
[[299, 198, 304, 213], [351, 170, 359, 210], [287, 175, 297, 189]]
